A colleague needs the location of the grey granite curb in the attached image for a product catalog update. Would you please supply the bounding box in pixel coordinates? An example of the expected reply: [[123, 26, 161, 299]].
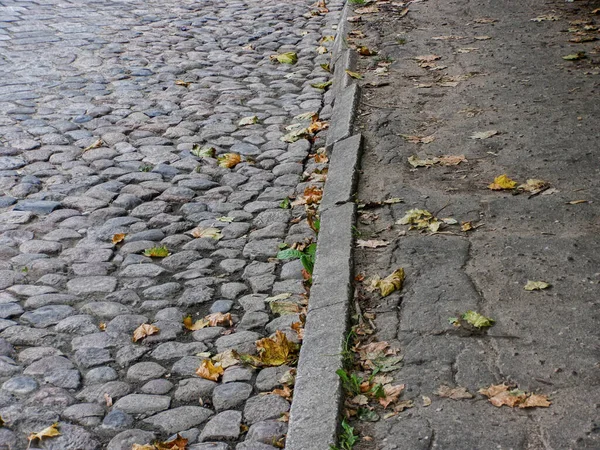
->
[[286, 1, 362, 448]]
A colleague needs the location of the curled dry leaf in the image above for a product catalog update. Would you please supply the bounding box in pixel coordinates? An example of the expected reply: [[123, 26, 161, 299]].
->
[[292, 186, 323, 206], [379, 384, 405, 409], [217, 153, 242, 168], [311, 80, 332, 90], [183, 312, 233, 330], [357, 239, 389, 248], [345, 69, 364, 79], [518, 179, 549, 195], [479, 384, 551, 408], [132, 323, 160, 342], [462, 310, 495, 328], [82, 139, 103, 152], [112, 233, 126, 244], [28, 423, 61, 444], [196, 359, 224, 381], [435, 385, 474, 400], [358, 46, 377, 56], [461, 221, 473, 232], [270, 52, 298, 64], [270, 384, 293, 400], [422, 396, 432, 406], [567, 199, 587, 205], [439, 154, 467, 166], [175, 80, 191, 87], [369, 268, 405, 297], [470, 130, 498, 139], [488, 174, 517, 190], [524, 280, 551, 291], [190, 227, 223, 240], [237, 330, 300, 367]]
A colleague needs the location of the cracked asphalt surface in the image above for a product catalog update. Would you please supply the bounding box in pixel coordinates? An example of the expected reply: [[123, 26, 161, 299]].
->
[[351, 0, 599, 448]]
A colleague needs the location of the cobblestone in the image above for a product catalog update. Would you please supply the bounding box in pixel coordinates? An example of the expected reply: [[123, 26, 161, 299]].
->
[[0, 0, 343, 447]]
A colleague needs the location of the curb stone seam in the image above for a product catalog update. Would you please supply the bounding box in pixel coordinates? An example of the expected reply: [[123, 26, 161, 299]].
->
[[287, 1, 362, 448]]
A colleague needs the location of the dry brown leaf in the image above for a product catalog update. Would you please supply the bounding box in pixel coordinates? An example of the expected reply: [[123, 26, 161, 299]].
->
[[28, 423, 61, 445], [196, 359, 224, 381], [369, 268, 405, 297], [82, 139, 103, 152], [175, 80, 191, 87], [218, 153, 242, 169], [379, 384, 405, 409], [435, 385, 474, 400], [292, 186, 323, 206], [461, 221, 473, 232], [184, 313, 233, 330], [422, 396, 432, 406], [567, 199, 587, 205], [414, 54, 441, 62], [98, 322, 106, 331], [394, 399, 414, 412], [112, 233, 126, 244], [357, 239, 389, 248], [270, 385, 293, 400], [439, 154, 467, 166], [520, 394, 551, 408], [313, 153, 329, 163], [355, 6, 379, 14], [237, 330, 300, 367], [132, 323, 160, 342], [471, 130, 498, 139]]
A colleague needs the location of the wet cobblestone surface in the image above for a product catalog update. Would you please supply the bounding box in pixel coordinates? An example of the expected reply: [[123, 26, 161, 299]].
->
[[0, 0, 341, 448]]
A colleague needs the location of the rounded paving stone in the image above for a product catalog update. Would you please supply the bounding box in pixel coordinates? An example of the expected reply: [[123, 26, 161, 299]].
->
[[2, 375, 38, 395], [212, 382, 253, 412]]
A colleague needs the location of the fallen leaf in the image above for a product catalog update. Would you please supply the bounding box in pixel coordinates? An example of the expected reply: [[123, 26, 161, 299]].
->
[[400, 134, 435, 144], [82, 139, 103, 152], [347, 15, 362, 23], [217, 216, 234, 223], [422, 396, 432, 406], [132, 323, 160, 342], [27, 423, 61, 445], [313, 152, 329, 163], [132, 445, 155, 450], [394, 399, 414, 412], [457, 47, 479, 53], [212, 349, 240, 369], [414, 54, 441, 62], [567, 199, 587, 205], [271, 385, 293, 400], [98, 322, 106, 331], [218, 153, 242, 168], [531, 15, 560, 22], [439, 154, 467, 166], [408, 155, 438, 167], [396, 209, 440, 232], [355, 6, 379, 14], [379, 384, 405, 409], [242, 44, 254, 51], [271, 52, 298, 64], [435, 385, 474, 400], [369, 268, 405, 297], [345, 70, 364, 79], [280, 368, 297, 386], [470, 130, 498, 139], [462, 310, 495, 329], [270, 300, 301, 315], [191, 145, 216, 158], [291, 319, 305, 341], [184, 312, 233, 330], [104, 393, 112, 407], [306, 120, 329, 134], [281, 128, 308, 143], [321, 63, 331, 72], [190, 227, 223, 240], [143, 246, 170, 258], [237, 330, 300, 367], [320, 35, 335, 43], [239, 116, 259, 126], [563, 52, 586, 60], [461, 221, 473, 232], [524, 280, 551, 291], [292, 186, 323, 206], [175, 80, 191, 87], [196, 359, 224, 381], [488, 174, 517, 190], [358, 46, 377, 56], [479, 384, 551, 409], [316, 45, 328, 54], [357, 239, 389, 248], [311, 80, 333, 90], [475, 17, 497, 23], [474, 35, 492, 40], [518, 179, 549, 195], [112, 233, 126, 244]]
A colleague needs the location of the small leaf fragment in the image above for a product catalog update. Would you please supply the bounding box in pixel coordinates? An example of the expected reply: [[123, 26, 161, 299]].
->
[[358, 46, 377, 56], [488, 174, 518, 190], [217, 216, 234, 223], [143, 246, 170, 258], [524, 280, 550, 291], [345, 70, 364, 79], [238, 115, 259, 126], [357, 239, 389, 248], [196, 359, 224, 381], [567, 199, 587, 205], [435, 385, 474, 400], [175, 80, 191, 87], [422, 396, 432, 406], [470, 130, 498, 140], [191, 145, 216, 158], [462, 310, 495, 329], [190, 227, 223, 240], [132, 323, 160, 342], [311, 80, 333, 90], [562, 52, 586, 60], [112, 233, 126, 244]]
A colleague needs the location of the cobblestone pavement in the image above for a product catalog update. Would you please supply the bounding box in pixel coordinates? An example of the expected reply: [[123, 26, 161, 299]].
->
[[0, 0, 341, 448], [348, 0, 600, 449]]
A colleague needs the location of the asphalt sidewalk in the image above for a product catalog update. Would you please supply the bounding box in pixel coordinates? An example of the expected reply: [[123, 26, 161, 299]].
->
[[343, 0, 600, 448]]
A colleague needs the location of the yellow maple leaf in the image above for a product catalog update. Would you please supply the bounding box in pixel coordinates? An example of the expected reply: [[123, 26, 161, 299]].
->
[[237, 330, 300, 367], [132, 323, 160, 342], [488, 174, 517, 190], [196, 359, 224, 381], [28, 423, 61, 445]]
